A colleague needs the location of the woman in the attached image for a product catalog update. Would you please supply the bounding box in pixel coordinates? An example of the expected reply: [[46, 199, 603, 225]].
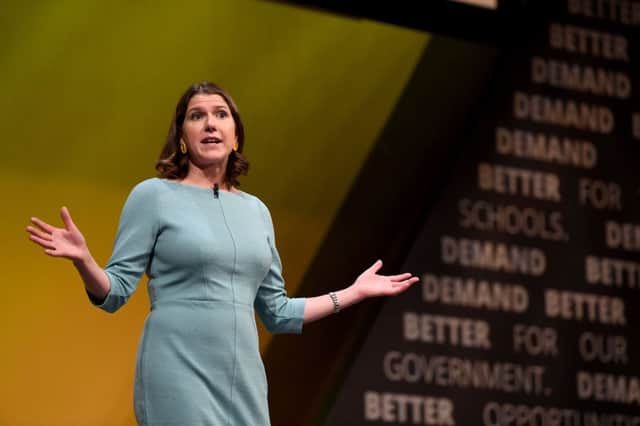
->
[[26, 82, 419, 425]]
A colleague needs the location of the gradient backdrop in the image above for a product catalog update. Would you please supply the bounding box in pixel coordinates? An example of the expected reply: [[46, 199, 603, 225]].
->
[[0, 1, 428, 424]]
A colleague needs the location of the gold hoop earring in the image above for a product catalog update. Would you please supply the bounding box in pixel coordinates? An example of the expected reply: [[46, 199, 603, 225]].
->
[[180, 141, 188, 154], [233, 142, 239, 152]]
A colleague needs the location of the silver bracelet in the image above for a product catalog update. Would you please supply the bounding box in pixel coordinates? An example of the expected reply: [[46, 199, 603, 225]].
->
[[329, 291, 341, 313]]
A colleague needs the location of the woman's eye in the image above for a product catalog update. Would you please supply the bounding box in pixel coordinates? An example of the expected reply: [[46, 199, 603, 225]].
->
[[216, 111, 228, 118], [189, 112, 203, 120]]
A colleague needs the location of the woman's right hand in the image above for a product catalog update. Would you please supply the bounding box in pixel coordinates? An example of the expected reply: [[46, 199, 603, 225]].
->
[[27, 207, 89, 262]]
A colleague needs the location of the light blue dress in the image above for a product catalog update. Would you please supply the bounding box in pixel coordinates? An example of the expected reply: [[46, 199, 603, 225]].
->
[[89, 178, 306, 426]]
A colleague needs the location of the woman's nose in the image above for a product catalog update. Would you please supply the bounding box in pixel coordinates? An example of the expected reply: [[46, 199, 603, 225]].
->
[[204, 114, 216, 131]]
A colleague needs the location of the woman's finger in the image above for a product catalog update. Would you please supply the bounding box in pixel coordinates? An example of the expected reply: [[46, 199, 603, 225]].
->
[[391, 277, 420, 287], [26, 226, 52, 241], [60, 207, 76, 231], [44, 248, 62, 257], [365, 259, 383, 274], [30, 217, 55, 234], [390, 279, 418, 294], [387, 272, 412, 281], [29, 234, 57, 250]]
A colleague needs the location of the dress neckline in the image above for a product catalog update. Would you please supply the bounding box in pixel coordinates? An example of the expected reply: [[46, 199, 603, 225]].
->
[[156, 178, 246, 197]]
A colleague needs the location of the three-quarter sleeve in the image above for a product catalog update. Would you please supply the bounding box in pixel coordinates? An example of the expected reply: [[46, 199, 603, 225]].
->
[[88, 180, 159, 313], [254, 200, 306, 334]]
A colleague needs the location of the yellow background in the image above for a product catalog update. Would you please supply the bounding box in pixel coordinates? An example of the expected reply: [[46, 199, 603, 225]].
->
[[0, 1, 427, 424]]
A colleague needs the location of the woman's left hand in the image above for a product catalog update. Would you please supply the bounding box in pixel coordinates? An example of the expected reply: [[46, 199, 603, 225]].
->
[[351, 259, 419, 300]]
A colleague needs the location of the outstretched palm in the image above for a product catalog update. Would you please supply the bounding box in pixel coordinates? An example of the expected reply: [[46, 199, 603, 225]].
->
[[26, 207, 88, 261], [352, 260, 419, 299]]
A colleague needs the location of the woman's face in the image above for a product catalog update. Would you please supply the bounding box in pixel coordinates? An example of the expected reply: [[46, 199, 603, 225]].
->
[[181, 93, 237, 169]]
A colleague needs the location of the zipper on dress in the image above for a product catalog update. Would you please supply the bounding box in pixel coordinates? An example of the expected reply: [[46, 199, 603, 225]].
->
[[212, 182, 239, 422]]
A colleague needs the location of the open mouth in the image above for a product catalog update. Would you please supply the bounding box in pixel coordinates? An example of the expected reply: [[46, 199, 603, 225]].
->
[[201, 137, 222, 144]]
